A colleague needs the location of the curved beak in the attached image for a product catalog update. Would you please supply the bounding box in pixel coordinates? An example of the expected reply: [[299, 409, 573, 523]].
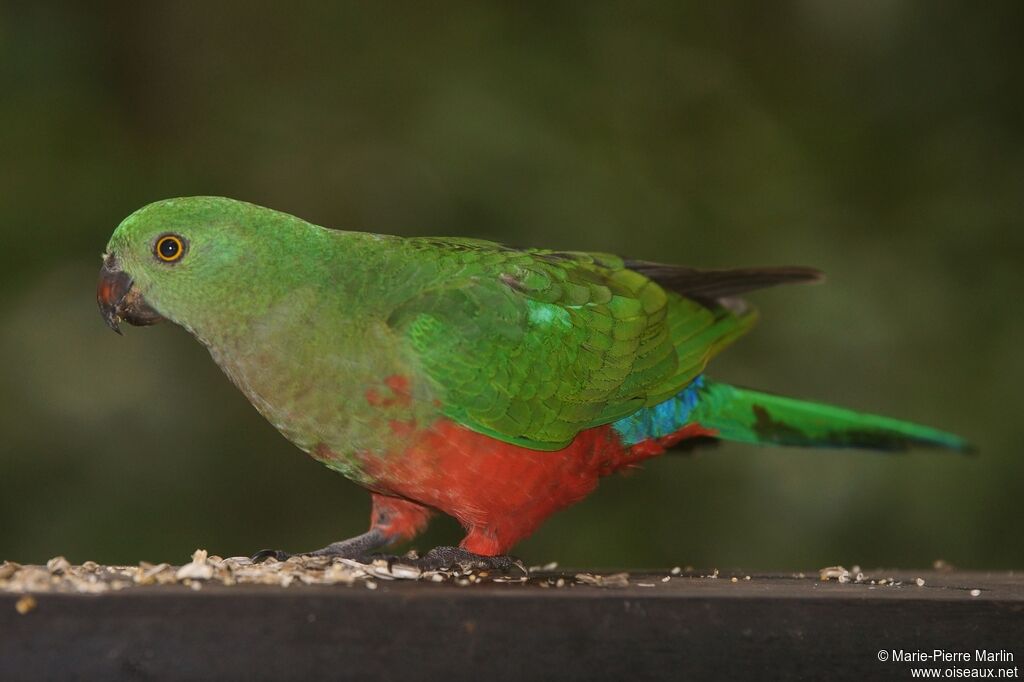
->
[[97, 254, 164, 334]]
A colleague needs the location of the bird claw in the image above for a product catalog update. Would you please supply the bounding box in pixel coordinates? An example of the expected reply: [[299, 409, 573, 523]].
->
[[250, 548, 292, 563]]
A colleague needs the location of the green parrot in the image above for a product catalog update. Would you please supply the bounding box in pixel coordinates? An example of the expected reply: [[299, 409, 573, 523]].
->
[[97, 197, 968, 569]]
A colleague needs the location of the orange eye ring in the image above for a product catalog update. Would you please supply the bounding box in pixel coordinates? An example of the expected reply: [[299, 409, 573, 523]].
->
[[154, 234, 186, 263]]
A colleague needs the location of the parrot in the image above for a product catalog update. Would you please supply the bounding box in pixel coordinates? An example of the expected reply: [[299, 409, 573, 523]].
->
[[97, 196, 969, 570]]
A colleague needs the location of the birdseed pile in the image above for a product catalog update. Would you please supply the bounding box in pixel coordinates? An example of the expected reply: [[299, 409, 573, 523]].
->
[[0, 550, 635, 595]]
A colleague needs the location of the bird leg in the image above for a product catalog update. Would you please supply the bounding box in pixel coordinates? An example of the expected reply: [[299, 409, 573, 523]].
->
[[251, 493, 434, 563], [250, 528, 387, 563]]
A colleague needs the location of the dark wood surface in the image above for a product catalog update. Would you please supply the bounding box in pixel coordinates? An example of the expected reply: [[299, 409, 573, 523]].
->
[[2, 569, 1021, 681]]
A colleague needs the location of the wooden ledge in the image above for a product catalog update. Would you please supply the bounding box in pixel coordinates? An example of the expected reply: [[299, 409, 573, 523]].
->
[[2, 569, 1021, 681]]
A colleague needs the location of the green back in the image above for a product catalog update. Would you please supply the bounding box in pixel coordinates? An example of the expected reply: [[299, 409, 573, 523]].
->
[[388, 241, 756, 450]]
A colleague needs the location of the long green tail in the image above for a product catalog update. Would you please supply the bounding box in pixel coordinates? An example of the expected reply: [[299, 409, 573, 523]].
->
[[691, 379, 971, 453]]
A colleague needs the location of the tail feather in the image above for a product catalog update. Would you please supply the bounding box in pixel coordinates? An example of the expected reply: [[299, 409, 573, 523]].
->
[[691, 380, 971, 453]]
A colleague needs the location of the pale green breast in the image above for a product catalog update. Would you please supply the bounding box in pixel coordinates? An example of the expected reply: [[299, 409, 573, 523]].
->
[[197, 284, 441, 484]]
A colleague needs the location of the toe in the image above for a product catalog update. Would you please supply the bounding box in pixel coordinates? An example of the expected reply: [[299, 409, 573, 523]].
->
[[250, 548, 291, 563], [489, 555, 528, 575]]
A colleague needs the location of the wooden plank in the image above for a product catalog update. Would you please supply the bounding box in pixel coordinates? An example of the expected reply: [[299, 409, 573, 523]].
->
[[2, 570, 1021, 681]]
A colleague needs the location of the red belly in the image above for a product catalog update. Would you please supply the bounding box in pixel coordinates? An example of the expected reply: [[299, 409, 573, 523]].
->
[[361, 418, 713, 555]]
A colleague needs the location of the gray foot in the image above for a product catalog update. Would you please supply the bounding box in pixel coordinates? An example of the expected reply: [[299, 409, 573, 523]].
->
[[410, 546, 527, 575], [251, 528, 387, 564]]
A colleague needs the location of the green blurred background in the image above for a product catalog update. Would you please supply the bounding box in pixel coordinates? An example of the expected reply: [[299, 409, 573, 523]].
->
[[1, 2, 1021, 570]]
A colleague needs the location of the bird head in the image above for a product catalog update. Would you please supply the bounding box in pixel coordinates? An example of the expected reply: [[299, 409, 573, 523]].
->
[[97, 196, 290, 336]]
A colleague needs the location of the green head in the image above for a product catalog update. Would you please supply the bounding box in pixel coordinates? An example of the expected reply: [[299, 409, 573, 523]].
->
[[97, 196, 324, 338]]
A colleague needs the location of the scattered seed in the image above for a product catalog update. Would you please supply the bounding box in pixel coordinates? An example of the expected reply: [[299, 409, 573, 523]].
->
[[915, 578, 925, 587], [574, 572, 630, 588], [15, 595, 36, 615], [819, 566, 849, 582], [175, 550, 214, 581], [970, 589, 981, 597], [670, 566, 682, 575]]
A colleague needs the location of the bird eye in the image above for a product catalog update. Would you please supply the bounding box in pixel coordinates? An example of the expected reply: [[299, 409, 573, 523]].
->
[[154, 234, 186, 263]]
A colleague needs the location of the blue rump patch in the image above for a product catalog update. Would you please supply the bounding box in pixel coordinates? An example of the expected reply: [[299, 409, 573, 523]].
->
[[611, 375, 705, 446]]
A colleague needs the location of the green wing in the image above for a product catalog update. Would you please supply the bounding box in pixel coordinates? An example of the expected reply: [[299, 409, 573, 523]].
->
[[388, 240, 756, 450]]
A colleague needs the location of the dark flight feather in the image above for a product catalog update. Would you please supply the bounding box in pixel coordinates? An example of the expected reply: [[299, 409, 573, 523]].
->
[[624, 261, 824, 302]]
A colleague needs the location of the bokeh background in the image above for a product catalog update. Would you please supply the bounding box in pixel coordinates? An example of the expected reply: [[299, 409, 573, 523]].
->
[[1, 2, 1021, 570]]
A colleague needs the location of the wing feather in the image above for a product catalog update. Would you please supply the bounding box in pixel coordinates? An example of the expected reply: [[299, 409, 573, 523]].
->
[[389, 241, 774, 450]]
